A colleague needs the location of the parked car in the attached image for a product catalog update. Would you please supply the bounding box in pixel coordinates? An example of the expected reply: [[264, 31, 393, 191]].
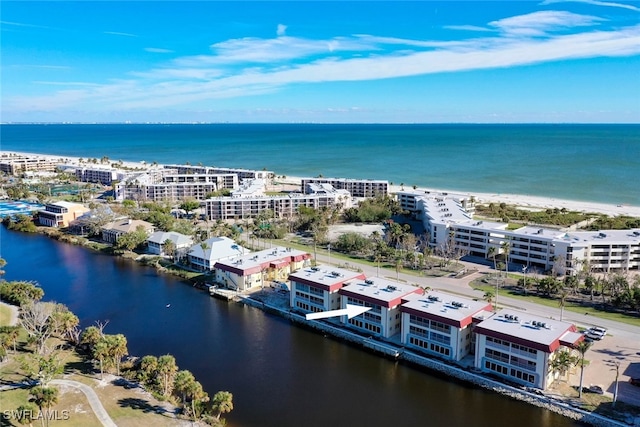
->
[[587, 385, 604, 394], [630, 378, 640, 387], [584, 326, 607, 341]]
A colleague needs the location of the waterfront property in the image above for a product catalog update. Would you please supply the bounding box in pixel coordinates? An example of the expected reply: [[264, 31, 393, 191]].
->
[[147, 231, 193, 257], [301, 177, 389, 198], [101, 218, 155, 244], [0, 152, 60, 175], [186, 236, 247, 272], [338, 278, 422, 338], [37, 201, 90, 228], [398, 190, 640, 275], [205, 186, 352, 220], [473, 309, 584, 389], [214, 246, 311, 291], [400, 291, 492, 362], [288, 265, 366, 315]]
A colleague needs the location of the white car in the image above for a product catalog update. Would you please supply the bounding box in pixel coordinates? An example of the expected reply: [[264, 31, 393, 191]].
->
[[585, 327, 607, 341]]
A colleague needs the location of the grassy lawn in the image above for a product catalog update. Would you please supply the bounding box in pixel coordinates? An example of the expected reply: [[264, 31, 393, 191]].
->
[[470, 279, 640, 327], [0, 335, 189, 427]]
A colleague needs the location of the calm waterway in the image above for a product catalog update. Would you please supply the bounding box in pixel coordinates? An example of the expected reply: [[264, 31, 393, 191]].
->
[[1, 226, 577, 427]]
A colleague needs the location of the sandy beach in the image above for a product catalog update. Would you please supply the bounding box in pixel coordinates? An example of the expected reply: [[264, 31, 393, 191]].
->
[[274, 175, 640, 218], [4, 151, 640, 218]]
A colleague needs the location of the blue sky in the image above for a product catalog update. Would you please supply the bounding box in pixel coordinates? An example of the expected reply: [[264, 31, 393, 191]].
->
[[1, 1, 639, 123]]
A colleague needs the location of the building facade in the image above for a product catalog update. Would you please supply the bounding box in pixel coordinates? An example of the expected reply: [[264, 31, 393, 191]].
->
[[214, 247, 311, 291], [473, 310, 583, 389], [338, 278, 422, 339], [37, 202, 90, 228], [288, 265, 366, 316], [400, 291, 492, 361]]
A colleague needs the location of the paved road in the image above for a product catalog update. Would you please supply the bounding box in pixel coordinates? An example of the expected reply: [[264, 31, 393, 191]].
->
[[50, 379, 118, 427]]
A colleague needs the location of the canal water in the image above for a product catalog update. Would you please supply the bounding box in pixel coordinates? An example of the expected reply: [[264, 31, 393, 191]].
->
[[1, 226, 577, 427]]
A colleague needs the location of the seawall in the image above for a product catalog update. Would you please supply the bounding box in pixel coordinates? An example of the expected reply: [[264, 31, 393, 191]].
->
[[238, 294, 628, 427]]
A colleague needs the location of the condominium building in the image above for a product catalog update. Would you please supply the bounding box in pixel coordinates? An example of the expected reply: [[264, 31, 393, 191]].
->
[[473, 309, 584, 389], [74, 166, 118, 185], [301, 177, 389, 198], [37, 201, 90, 228], [164, 164, 273, 181], [0, 153, 59, 175], [214, 246, 311, 291], [115, 169, 238, 202], [407, 191, 640, 275], [400, 291, 492, 361], [205, 188, 352, 221], [338, 278, 422, 338], [288, 265, 366, 316]]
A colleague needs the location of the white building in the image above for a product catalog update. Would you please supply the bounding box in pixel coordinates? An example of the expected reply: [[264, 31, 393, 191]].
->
[[186, 236, 247, 272], [338, 278, 422, 339], [214, 247, 311, 291], [405, 190, 640, 275], [147, 231, 193, 257], [205, 188, 352, 221], [400, 291, 492, 361], [301, 177, 388, 198], [474, 309, 584, 389], [288, 265, 366, 316]]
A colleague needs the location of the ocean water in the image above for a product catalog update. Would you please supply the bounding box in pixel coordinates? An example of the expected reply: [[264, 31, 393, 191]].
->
[[1, 123, 638, 206]]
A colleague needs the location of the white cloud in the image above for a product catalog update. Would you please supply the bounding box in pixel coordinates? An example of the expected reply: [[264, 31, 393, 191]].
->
[[540, 0, 640, 12], [5, 11, 640, 114], [444, 25, 495, 32], [145, 47, 174, 53], [277, 24, 287, 37], [104, 31, 137, 37], [490, 11, 604, 36]]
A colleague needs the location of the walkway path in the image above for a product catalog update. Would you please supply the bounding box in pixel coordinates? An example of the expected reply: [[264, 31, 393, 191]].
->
[[50, 379, 117, 427]]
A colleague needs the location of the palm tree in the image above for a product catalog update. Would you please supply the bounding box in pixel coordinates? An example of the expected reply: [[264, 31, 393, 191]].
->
[[501, 238, 511, 278], [30, 386, 58, 427], [575, 341, 592, 398], [173, 370, 196, 406], [212, 391, 234, 421], [550, 349, 576, 383], [162, 239, 176, 260], [558, 288, 568, 321], [16, 402, 37, 426], [487, 246, 499, 311], [157, 354, 178, 398], [483, 290, 495, 306]]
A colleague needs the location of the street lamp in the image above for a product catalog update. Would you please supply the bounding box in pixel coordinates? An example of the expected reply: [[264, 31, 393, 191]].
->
[[328, 243, 331, 266], [522, 266, 528, 294]]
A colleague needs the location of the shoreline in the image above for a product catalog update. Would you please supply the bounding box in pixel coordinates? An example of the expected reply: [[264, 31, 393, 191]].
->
[[4, 150, 640, 217], [275, 175, 640, 218]]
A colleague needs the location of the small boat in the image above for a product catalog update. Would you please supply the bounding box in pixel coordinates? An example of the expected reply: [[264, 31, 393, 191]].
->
[[166, 304, 171, 308]]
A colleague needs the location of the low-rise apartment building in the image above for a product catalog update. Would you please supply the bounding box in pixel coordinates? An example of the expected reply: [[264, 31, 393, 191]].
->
[[288, 265, 366, 316], [400, 291, 492, 361], [37, 201, 90, 228], [338, 278, 421, 338], [205, 189, 352, 220], [301, 177, 388, 198], [473, 310, 583, 389], [147, 231, 193, 257], [0, 153, 59, 175], [214, 247, 311, 291]]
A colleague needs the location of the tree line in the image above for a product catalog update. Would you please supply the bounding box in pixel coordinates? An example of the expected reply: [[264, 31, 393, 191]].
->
[[0, 260, 233, 426]]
